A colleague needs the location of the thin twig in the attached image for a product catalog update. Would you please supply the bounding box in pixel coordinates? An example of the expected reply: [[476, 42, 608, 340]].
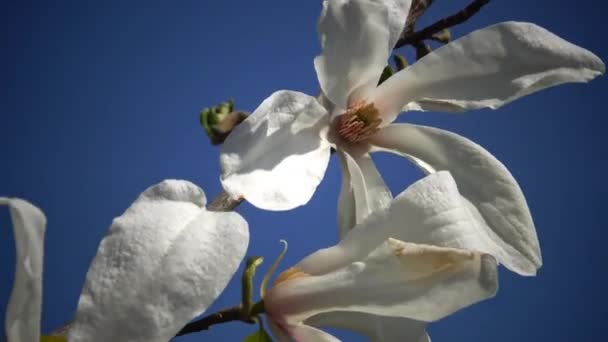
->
[[175, 306, 251, 336], [413, 41, 432, 60], [403, 0, 435, 35], [176, 301, 265, 337], [207, 190, 243, 212], [395, 0, 490, 49]]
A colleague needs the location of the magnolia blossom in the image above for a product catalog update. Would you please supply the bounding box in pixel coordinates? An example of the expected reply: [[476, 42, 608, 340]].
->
[[2, 180, 249, 342], [220, 0, 604, 277], [263, 172, 500, 341]]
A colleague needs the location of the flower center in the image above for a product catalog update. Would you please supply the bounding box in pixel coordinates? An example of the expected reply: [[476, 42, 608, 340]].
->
[[273, 267, 310, 287], [335, 102, 382, 143]]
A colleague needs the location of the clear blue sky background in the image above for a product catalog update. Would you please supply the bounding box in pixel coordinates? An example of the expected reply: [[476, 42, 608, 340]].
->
[[1, 1, 606, 341]]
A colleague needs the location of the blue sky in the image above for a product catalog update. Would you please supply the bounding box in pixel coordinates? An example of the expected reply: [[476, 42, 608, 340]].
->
[[1, 0, 606, 341]]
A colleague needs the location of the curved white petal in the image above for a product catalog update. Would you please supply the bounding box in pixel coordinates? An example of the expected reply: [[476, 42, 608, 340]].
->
[[372, 21, 605, 120], [370, 124, 541, 275], [266, 239, 497, 324], [337, 150, 392, 238], [220, 90, 331, 211], [1, 197, 46, 342], [298, 171, 529, 276], [69, 180, 249, 342], [307, 311, 429, 342], [315, 0, 391, 108], [298, 172, 465, 275]]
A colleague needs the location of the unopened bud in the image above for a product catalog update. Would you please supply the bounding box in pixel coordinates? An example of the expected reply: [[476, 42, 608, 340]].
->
[[217, 99, 234, 114], [393, 54, 409, 70], [199, 99, 248, 145], [431, 29, 451, 44]]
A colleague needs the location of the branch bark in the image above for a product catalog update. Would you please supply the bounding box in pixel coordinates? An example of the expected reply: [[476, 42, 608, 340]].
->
[[395, 0, 490, 49], [207, 190, 243, 212], [404, 0, 435, 36], [175, 306, 249, 336], [176, 301, 265, 337]]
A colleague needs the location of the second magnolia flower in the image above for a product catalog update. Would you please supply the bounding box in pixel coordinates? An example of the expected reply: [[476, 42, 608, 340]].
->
[[220, 0, 604, 277]]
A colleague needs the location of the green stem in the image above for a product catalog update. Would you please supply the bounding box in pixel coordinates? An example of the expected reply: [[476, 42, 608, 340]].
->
[[241, 256, 264, 316]]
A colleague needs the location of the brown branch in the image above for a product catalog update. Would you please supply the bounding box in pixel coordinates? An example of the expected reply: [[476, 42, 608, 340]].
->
[[404, 0, 435, 35], [413, 41, 432, 60], [176, 301, 265, 337], [395, 0, 490, 49], [175, 306, 251, 336], [207, 190, 243, 212]]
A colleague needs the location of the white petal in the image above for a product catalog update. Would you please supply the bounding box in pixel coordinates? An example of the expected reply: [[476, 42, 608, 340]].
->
[[370, 124, 541, 275], [337, 151, 356, 239], [372, 21, 605, 120], [307, 311, 429, 342], [337, 150, 392, 238], [1, 197, 46, 342], [315, 0, 391, 108], [266, 239, 497, 323], [370, 0, 411, 50], [269, 320, 333, 342], [69, 180, 249, 342], [268, 320, 292, 342], [298, 171, 527, 277], [287, 324, 341, 342], [403, 100, 469, 113], [220, 90, 331, 211], [298, 172, 464, 275]]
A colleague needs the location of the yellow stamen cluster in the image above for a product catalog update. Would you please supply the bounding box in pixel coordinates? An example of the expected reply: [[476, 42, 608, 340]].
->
[[335, 102, 382, 143]]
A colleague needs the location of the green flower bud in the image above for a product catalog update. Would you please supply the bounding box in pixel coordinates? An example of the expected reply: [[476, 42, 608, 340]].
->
[[199, 100, 248, 145], [431, 29, 452, 43]]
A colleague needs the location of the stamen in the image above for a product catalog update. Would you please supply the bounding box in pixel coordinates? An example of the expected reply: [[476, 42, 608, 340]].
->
[[335, 102, 382, 143]]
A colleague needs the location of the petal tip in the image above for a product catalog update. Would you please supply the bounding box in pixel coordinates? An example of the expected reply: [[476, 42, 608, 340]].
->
[[479, 254, 499, 297], [221, 176, 310, 212], [142, 179, 207, 207]]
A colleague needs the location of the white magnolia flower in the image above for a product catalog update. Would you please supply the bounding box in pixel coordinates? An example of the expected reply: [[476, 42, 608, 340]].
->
[[2, 180, 249, 342], [69, 180, 249, 342], [263, 172, 499, 342], [220, 0, 604, 276]]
